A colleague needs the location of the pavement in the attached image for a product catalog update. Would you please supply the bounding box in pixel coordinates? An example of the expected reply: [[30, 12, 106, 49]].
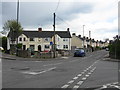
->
[[2, 50, 120, 89], [1, 51, 120, 62]]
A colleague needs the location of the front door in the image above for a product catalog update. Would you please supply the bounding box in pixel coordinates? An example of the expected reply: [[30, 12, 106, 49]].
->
[[23, 45, 26, 50], [38, 45, 41, 52]]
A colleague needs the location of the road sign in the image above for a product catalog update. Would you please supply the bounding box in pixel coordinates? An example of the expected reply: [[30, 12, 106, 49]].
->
[[50, 42, 53, 45]]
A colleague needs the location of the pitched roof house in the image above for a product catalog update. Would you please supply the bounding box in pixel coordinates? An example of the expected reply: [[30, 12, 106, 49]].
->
[[7, 28, 71, 51]]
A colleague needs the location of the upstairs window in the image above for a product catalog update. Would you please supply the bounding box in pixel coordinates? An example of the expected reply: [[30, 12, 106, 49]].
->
[[30, 38, 34, 41], [44, 38, 49, 42], [45, 45, 50, 49], [24, 38, 26, 41], [63, 38, 68, 41], [19, 37, 22, 41]]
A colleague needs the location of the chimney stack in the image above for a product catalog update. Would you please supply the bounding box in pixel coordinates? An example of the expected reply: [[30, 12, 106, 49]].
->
[[72, 33, 76, 36], [38, 28, 42, 32], [78, 35, 81, 38], [67, 28, 69, 31]]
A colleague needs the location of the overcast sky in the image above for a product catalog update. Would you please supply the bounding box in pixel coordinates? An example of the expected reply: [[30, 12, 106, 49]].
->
[[1, 0, 119, 41]]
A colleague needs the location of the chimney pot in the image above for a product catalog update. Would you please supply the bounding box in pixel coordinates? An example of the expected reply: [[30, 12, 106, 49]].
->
[[67, 28, 69, 31], [78, 35, 81, 38], [38, 28, 42, 32], [72, 33, 76, 36]]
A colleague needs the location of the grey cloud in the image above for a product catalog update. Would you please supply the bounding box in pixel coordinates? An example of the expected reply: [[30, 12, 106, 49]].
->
[[2, 2, 94, 29]]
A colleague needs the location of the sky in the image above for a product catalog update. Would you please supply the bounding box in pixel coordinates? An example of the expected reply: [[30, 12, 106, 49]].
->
[[1, 0, 119, 41]]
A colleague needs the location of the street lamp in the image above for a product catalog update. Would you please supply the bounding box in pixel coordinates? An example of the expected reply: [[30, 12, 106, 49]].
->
[[83, 25, 85, 48]]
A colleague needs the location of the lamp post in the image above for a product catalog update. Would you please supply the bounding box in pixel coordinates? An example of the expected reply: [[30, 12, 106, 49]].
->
[[83, 25, 85, 48]]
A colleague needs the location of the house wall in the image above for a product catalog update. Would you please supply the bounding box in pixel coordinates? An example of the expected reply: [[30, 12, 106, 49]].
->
[[18, 34, 52, 51], [71, 35, 82, 48], [7, 37, 10, 50], [52, 34, 71, 50], [14, 34, 71, 51]]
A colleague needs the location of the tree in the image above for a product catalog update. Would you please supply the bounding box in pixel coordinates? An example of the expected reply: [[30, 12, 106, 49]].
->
[[2, 37, 7, 51], [109, 35, 120, 59], [3, 20, 23, 42], [16, 43, 22, 49], [3, 20, 23, 55]]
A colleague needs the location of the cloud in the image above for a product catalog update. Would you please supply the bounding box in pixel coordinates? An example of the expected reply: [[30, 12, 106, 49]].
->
[[2, 2, 94, 28], [1, 0, 118, 41]]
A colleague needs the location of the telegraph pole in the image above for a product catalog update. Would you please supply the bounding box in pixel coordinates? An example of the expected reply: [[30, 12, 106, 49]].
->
[[17, 0, 19, 24], [16, 0, 19, 55], [53, 13, 56, 58]]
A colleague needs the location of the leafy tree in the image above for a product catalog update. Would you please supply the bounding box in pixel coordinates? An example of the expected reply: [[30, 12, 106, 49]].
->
[[2, 36, 7, 51], [109, 35, 120, 59], [3, 20, 23, 42], [16, 43, 22, 49], [3, 20, 23, 54]]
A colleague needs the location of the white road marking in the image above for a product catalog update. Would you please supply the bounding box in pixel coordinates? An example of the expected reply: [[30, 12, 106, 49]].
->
[[77, 81, 83, 85], [113, 82, 118, 84], [92, 67, 96, 71], [0, 58, 1, 62], [106, 84, 111, 86], [61, 57, 69, 59], [86, 68, 89, 70], [102, 85, 107, 88], [85, 75, 89, 77], [73, 85, 79, 88], [68, 80, 74, 84], [82, 77, 87, 80], [90, 70, 94, 73], [90, 67, 96, 73], [61, 85, 69, 88], [110, 85, 120, 89], [22, 67, 56, 75], [77, 74, 82, 77], [88, 72, 91, 75], [43, 63, 62, 66], [73, 77, 78, 80], [23, 61, 42, 62], [81, 72, 85, 74]]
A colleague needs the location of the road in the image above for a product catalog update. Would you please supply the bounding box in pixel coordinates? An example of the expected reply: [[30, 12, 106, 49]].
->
[[2, 50, 119, 89]]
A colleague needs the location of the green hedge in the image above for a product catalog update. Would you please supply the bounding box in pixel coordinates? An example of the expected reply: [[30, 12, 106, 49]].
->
[[109, 40, 120, 59]]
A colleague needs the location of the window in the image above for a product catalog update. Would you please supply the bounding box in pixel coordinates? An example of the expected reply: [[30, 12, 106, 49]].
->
[[63, 38, 68, 41], [19, 37, 22, 41], [58, 38, 59, 41], [66, 38, 68, 41], [44, 38, 49, 41], [63, 39, 65, 41], [24, 38, 26, 41], [63, 45, 68, 49], [30, 45, 35, 51], [66, 45, 68, 49], [63, 45, 66, 49], [30, 38, 34, 41], [45, 45, 50, 49]]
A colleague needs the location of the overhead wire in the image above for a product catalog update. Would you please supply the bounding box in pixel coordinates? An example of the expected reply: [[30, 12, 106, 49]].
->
[[56, 15, 78, 33], [55, 0, 60, 13]]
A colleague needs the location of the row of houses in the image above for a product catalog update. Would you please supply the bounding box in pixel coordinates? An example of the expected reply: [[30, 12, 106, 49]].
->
[[7, 28, 109, 52]]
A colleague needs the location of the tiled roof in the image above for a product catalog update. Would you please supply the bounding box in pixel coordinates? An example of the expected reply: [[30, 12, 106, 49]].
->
[[8, 31, 71, 38]]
